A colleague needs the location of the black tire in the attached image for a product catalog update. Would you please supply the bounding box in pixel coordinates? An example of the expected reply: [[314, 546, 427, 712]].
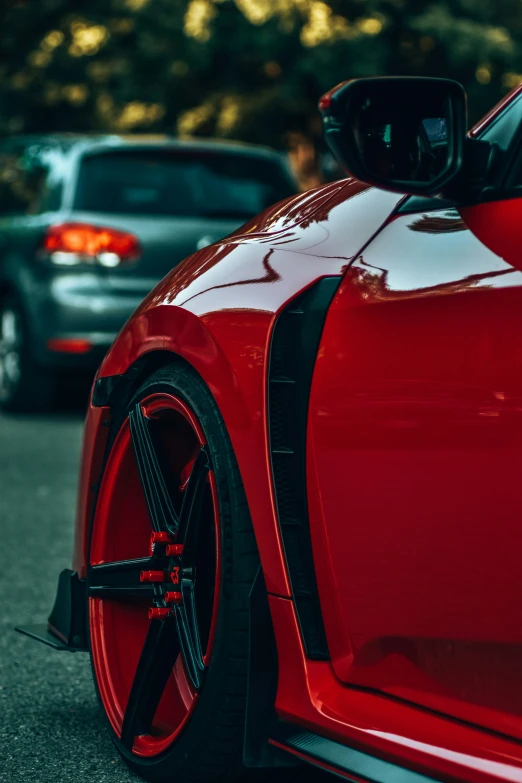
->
[[89, 361, 260, 783], [0, 294, 55, 412]]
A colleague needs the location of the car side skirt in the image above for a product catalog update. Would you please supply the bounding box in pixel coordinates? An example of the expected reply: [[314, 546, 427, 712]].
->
[[270, 723, 440, 783]]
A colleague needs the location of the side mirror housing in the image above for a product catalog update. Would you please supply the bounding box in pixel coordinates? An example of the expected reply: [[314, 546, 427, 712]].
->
[[319, 77, 468, 196]]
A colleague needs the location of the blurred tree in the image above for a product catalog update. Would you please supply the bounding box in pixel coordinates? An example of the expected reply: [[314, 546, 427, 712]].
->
[[1, 0, 522, 186]]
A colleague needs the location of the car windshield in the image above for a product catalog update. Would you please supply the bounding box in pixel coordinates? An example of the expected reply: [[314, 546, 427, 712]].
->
[[477, 91, 522, 151], [74, 149, 295, 219]]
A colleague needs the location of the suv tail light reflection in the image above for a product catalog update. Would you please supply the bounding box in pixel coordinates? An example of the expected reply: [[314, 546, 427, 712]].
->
[[41, 223, 141, 267]]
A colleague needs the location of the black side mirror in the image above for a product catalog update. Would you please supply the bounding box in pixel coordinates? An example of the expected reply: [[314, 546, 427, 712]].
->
[[319, 77, 467, 196]]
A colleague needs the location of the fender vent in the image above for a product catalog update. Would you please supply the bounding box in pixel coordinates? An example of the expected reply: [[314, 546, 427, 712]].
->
[[268, 277, 340, 660]]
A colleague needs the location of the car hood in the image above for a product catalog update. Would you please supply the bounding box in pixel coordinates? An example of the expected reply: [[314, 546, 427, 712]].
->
[[222, 179, 406, 261]]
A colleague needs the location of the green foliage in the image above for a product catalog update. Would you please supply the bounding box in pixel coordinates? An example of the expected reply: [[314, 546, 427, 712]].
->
[[1, 0, 522, 150]]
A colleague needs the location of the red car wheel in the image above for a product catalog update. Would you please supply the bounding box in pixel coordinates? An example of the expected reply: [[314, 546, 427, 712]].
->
[[87, 363, 259, 781]]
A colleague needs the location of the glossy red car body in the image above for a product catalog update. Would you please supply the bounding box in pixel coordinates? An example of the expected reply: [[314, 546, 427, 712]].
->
[[71, 85, 522, 782]]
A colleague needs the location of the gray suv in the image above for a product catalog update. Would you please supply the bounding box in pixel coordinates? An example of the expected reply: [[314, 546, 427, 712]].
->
[[0, 135, 297, 409]]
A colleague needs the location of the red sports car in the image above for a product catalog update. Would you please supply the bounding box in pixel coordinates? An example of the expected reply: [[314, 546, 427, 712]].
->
[[18, 77, 522, 783]]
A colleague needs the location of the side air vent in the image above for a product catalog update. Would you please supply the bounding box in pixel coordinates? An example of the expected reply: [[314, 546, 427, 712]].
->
[[267, 277, 340, 660]]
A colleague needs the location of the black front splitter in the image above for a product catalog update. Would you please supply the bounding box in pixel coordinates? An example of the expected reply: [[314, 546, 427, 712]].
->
[[15, 568, 88, 652], [15, 623, 85, 651]]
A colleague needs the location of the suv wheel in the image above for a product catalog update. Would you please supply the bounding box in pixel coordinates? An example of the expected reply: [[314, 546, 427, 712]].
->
[[0, 295, 55, 411]]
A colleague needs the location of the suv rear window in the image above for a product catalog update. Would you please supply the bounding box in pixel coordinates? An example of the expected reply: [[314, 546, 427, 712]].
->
[[74, 149, 295, 219]]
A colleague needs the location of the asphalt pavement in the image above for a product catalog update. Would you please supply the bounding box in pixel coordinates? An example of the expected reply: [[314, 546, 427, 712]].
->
[[0, 396, 329, 783]]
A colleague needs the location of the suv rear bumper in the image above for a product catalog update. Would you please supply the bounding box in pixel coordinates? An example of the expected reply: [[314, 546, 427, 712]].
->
[[25, 271, 148, 371], [36, 332, 118, 370]]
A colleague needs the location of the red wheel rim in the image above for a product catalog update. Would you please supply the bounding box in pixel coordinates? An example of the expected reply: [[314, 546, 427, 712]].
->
[[89, 393, 220, 757]]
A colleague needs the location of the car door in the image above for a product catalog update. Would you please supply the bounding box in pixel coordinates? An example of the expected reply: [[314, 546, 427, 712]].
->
[[307, 106, 522, 742]]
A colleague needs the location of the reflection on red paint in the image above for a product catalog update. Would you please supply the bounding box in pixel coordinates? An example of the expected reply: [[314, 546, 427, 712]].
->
[[309, 204, 522, 745]]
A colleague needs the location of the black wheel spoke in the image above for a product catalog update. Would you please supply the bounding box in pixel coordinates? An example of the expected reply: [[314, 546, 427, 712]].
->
[[175, 580, 205, 690], [89, 558, 155, 598], [176, 447, 210, 558], [129, 403, 179, 534], [120, 619, 181, 750]]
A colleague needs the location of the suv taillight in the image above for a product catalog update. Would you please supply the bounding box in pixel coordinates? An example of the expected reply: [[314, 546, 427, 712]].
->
[[41, 223, 141, 267]]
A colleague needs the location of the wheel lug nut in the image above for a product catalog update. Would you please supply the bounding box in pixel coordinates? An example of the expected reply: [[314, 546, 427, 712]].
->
[[149, 607, 172, 619], [150, 532, 175, 555], [140, 570, 165, 583], [166, 544, 183, 557], [150, 532, 174, 544], [164, 591, 182, 605]]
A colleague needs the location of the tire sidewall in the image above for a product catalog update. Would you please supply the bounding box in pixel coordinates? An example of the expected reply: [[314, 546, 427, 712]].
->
[[0, 293, 54, 411], [0, 295, 26, 407]]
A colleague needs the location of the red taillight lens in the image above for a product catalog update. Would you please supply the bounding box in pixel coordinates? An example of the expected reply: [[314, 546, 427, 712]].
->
[[47, 338, 92, 354], [42, 223, 141, 266]]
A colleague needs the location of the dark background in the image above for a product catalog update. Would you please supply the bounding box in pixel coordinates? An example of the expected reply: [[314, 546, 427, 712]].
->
[[1, 0, 522, 188]]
